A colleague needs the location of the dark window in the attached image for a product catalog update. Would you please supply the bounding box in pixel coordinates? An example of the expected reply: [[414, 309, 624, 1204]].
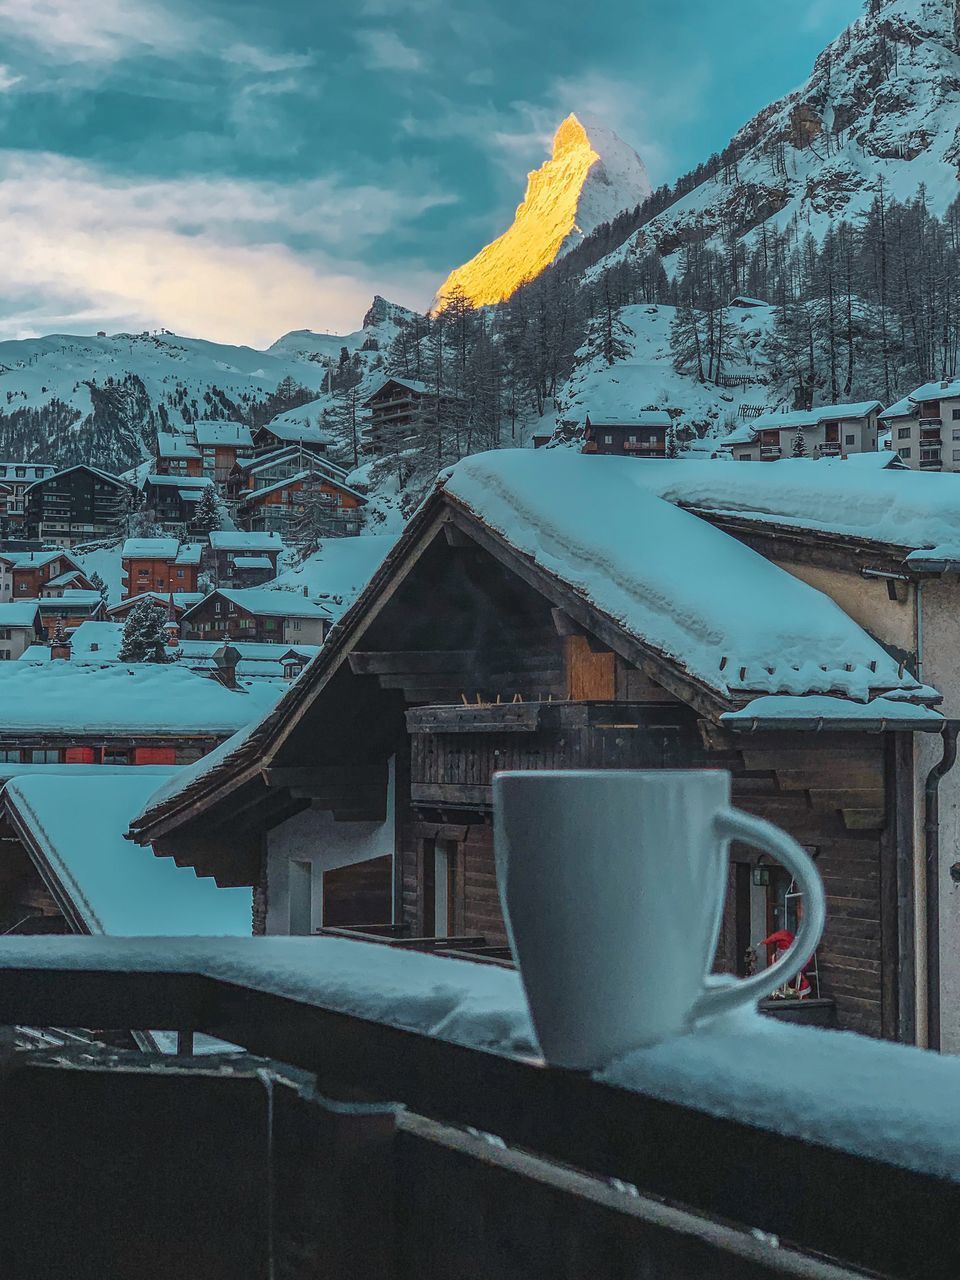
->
[[845, 434, 855, 445]]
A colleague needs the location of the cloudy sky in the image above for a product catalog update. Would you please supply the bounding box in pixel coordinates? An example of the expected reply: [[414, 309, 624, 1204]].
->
[[0, 0, 861, 346]]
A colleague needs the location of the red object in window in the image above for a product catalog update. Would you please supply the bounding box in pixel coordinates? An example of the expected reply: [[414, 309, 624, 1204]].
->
[[65, 746, 97, 764], [133, 746, 176, 765]]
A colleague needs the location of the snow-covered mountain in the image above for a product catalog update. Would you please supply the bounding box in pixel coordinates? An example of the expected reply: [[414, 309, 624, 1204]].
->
[[436, 113, 651, 308], [617, 0, 959, 264], [0, 298, 414, 473]]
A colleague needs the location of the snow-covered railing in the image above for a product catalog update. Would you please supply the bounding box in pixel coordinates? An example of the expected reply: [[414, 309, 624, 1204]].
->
[[1, 935, 960, 1278]]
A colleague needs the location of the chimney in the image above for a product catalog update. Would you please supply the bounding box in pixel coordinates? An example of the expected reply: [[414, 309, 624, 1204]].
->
[[211, 643, 240, 690], [50, 621, 71, 661], [163, 592, 180, 648]]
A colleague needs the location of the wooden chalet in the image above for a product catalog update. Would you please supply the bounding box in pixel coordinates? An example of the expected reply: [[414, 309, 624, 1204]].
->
[[0, 548, 93, 601], [225, 446, 347, 504], [141, 474, 214, 530], [235, 469, 365, 536], [251, 419, 332, 456], [193, 420, 254, 482], [208, 531, 283, 587], [120, 537, 202, 599], [155, 433, 202, 477], [361, 377, 461, 455], [0, 601, 44, 661], [23, 465, 128, 546], [128, 450, 943, 1042], [180, 588, 331, 645], [583, 411, 672, 457]]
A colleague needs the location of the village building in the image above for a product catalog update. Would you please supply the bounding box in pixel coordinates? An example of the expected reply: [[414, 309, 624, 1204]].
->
[[208, 531, 283, 587], [194, 421, 255, 483], [129, 450, 943, 1044], [0, 461, 55, 526], [361, 376, 462, 454], [22, 465, 129, 546], [582, 411, 672, 457], [0, 601, 44, 660], [251, 417, 333, 456], [141, 474, 214, 530], [235, 469, 366, 537], [0, 549, 93, 601], [180, 587, 331, 645], [35, 591, 107, 639], [107, 591, 203, 623], [154, 433, 202, 477], [607, 453, 960, 1051], [0, 660, 282, 766], [225, 446, 349, 503], [722, 402, 882, 461], [120, 537, 202, 599], [880, 378, 960, 472]]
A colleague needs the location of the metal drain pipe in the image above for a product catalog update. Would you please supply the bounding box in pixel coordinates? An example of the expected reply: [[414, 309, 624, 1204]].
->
[[925, 721, 959, 1051]]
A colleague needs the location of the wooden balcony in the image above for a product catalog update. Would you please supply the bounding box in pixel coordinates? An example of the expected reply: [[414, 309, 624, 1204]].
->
[[759, 446, 781, 458], [0, 935, 957, 1278]]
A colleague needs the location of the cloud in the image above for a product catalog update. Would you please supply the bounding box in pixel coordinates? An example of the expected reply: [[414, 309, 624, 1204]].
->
[[0, 63, 22, 91], [221, 43, 316, 75], [0, 0, 190, 61], [356, 29, 426, 73], [0, 151, 446, 343]]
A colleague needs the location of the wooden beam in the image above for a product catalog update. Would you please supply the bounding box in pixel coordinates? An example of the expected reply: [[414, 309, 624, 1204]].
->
[[349, 650, 480, 676], [264, 765, 385, 794]]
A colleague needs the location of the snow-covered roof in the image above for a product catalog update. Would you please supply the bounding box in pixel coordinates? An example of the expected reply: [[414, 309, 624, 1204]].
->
[[908, 379, 960, 403], [208, 531, 283, 553], [178, 488, 203, 502], [621, 456, 960, 557], [107, 591, 203, 615], [0, 549, 72, 570], [720, 694, 943, 732], [194, 421, 254, 448], [122, 536, 180, 560], [237, 445, 345, 478], [269, 534, 399, 623], [144, 473, 213, 489], [156, 434, 200, 459], [0, 662, 285, 736], [232, 555, 274, 570], [0, 773, 251, 935], [878, 395, 915, 422], [24, 464, 125, 493], [586, 411, 672, 428], [730, 296, 769, 307], [719, 423, 761, 447], [39, 590, 102, 607], [44, 570, 86, 588], [750, 402, 882, 432], [175, 543, 203, 566], [260, 420, 331, 446], [441, 451, 931, 705], [366, 375, 431, 399], [185, 588, 331, 620], [239, 470, 366, 505], [0, 601, 41, 627]]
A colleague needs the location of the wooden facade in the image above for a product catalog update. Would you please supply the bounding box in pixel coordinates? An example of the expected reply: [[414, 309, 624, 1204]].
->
[[582, 413, 671, 457], [129, 492, 934, 1041]]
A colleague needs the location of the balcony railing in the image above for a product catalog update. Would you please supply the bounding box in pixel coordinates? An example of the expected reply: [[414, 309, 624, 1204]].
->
[[759, 446, 782, 458], [919, 417, 942, 427], [819, 443, 841, 456], [0, 935, 958, 1278]]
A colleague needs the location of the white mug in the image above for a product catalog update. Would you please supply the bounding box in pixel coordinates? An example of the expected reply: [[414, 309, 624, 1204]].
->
[[493, 769, 826, 1070]]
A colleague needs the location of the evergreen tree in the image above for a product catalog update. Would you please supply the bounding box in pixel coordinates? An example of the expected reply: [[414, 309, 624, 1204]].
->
[[118, 598, 174, 663], [792, 426, 807, 458], [191, 485, 223, 536], [666, 424, 680, 458], [89, 571, 110, 604]]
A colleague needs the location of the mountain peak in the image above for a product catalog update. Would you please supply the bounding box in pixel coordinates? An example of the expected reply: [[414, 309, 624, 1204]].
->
[[436, 114, 650, 309]]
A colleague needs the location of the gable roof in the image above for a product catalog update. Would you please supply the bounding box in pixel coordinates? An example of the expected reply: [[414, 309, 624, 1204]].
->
[[363, 376, 431, 407], [0, 772, 251, 935], [238, 470, 366, 506], [128, 449, 938, 851], [156, 435, 201, 460], [208, 531, 284, 553], [0, 601, 42, 628], [586, 411, 672, 429], [257, 420, 331, 446], [24, 464, 127, 494], [181, 587, 331, 621], [750, 402, 882, 432], [194, 421, 254, 448]]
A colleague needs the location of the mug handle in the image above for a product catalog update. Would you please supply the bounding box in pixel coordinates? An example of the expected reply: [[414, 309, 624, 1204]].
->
[[689, 807, 826, 1025]]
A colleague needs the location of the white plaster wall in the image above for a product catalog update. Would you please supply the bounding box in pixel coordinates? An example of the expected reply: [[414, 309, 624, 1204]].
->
[[771, 559, 916, 656], [265, 755, 395, 935]]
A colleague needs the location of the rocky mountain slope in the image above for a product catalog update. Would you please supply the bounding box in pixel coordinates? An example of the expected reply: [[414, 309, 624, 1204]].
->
[[436, 113, 650, 308], [604, 0, 959, 269]]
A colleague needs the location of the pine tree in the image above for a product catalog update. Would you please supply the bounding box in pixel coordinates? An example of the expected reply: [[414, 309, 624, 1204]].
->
[[666, 425, 680, 458], [191, 484, 223, 536], [118, 598, 174, 663], [792, 426, 807, 458], [89, 571, 110, 604]]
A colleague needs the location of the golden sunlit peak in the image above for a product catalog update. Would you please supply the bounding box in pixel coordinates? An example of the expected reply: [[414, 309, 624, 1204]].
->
[[436, 113, 650, 311]]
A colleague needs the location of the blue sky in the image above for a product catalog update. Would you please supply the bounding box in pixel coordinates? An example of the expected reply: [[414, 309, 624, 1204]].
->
[[0, 0, 862, 345]]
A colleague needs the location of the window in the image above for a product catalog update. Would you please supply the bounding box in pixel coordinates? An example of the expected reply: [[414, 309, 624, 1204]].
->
[[30, 749, 60, 763], [103, 749, 128, 765], [0, 750, 21, 762], [15, 467, 24, 478], [0, 628, 9, 639], [898, 448, 912, 459], [845, 434, 855, 445], [953, 429, 960, 441], [292, 619, 301, 631], [264, 618, 277, 631], [215, 601, 222, 613], [953, 408, 960, 421], [953, 450, 960, 462], [627, 434, 637, 443], [0, 650, 10, 660], [898, 427, 911, 440], [604, 434, 613, 445], [176, 568, 184, 579], [288, 859, 313, 935], [738, 453, 751, 461]]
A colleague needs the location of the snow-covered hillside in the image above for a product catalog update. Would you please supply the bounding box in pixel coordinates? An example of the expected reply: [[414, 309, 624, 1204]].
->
[[557, 301, 782, 439], [437, 114, 650, 308], [0, 297, 415, 474]]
